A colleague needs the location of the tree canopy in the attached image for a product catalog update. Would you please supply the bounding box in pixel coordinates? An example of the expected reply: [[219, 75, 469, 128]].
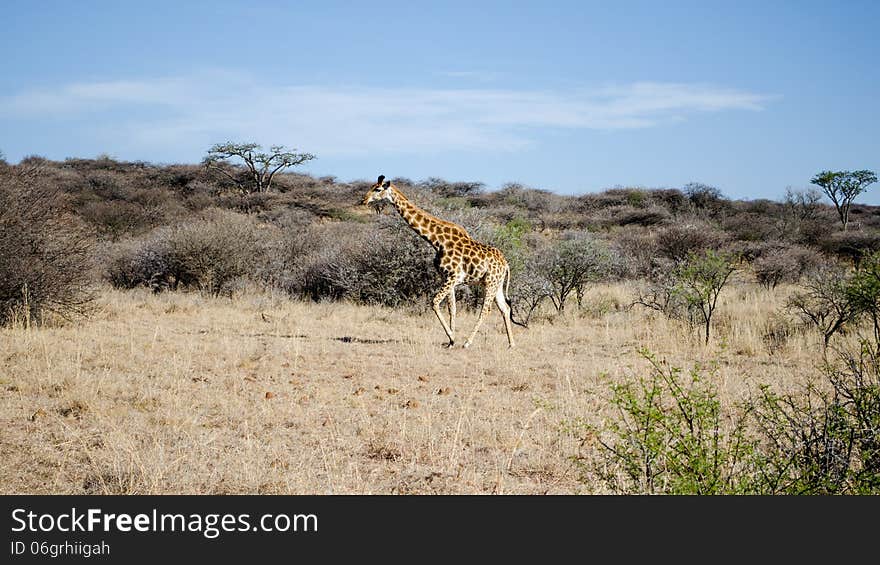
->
[[203, 142, 316, 194], [811, 169, 877, 231]]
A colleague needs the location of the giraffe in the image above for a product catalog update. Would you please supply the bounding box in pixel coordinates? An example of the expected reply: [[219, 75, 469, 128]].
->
[[363, 175, 526, 348]]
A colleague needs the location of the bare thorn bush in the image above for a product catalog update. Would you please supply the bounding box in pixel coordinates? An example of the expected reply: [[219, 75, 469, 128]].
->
[[0, 169, 95, 325]]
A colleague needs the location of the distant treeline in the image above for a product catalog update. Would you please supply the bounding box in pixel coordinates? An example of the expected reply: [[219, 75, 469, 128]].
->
[[2, 155, 880, 325]]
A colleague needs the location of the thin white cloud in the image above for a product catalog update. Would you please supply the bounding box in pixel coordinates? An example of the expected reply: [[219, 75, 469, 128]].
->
[[0, 72, 773, 157], [436, 70, 504, 82]]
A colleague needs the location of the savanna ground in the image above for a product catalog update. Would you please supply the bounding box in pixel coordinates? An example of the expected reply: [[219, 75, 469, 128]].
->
[[1, 281, 824, 494]]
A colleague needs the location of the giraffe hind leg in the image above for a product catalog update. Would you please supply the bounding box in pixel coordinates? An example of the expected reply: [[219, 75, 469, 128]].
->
[[463, 282, 499, 348], [495, 284, 515, 348]]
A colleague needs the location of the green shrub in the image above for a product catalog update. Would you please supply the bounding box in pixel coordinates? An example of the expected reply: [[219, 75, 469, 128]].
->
[[636, 250, 737, 344], [675, 250, 737, 344], [844, 250, 880, 343], [576, 344, 880, 494], [489, 217, 532, 276], [574, 349, 756, 494], [747, 342, 880, 494]]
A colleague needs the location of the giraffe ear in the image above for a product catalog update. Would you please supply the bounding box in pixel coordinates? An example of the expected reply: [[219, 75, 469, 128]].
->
[[382, 180, 391, 188], [377, 175, 385, 184]]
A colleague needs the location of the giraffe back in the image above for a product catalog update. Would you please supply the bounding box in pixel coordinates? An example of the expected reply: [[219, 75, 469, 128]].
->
[[437, 236, 508, 284]]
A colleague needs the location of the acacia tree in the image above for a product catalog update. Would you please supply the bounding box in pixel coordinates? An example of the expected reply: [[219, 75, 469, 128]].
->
[[810, 170, 877, 231], [674, 250, 737, 345], [203, 142, 316, 194]]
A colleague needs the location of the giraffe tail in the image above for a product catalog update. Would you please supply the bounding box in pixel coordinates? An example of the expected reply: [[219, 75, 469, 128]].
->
[[504, 265, 529, 329]]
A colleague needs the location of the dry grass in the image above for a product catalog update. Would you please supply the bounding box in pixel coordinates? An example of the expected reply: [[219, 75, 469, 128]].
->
[[0, 282, 838, 494]]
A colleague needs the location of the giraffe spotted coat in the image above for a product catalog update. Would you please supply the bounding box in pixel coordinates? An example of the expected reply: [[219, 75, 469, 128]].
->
[[363, 175, 519, 348]]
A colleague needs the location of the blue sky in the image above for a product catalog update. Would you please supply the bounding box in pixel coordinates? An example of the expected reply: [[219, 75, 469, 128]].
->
[[1, 1, 878, 202]]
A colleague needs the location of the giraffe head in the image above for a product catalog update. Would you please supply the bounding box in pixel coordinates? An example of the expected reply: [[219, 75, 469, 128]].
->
[[363, 174, 394, 205]]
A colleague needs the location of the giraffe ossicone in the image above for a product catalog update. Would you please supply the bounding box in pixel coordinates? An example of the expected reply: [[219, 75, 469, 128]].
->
[[363, 175, 525, 348]]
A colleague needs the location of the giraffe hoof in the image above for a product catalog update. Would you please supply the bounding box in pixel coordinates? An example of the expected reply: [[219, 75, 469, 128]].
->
[[444, 341, 455, 349], [463, 342, 472, 349]]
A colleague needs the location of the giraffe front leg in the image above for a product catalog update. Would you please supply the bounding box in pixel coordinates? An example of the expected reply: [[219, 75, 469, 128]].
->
[[463, 284, 497, 349], [447, 287, 457, 335], [432, 278, 458, 347]]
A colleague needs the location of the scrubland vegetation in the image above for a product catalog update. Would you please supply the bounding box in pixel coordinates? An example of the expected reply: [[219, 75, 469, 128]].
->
[[1, 153, 878, 493]]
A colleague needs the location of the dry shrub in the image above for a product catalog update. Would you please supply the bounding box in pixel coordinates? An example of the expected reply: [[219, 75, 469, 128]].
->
[[257, 208, 320, 287], [0, 168, 95, 324], [485, 183, 566, 214], [79, 200, 156, 241], [577, 188, 636, 211], [684, 182, 729, 216], [285, 219, 439, 307], [106, 209, 270, 296], [786, 261, 857, 347], [722, 211, 780, 242], [60, 167, 186, 239], [753, 244, 824, 289], [417, 177, 485, 198], [613, 229, 660, 278], [762, 312, 804, 354], [160, 209, 271, 295], [726, 240, 773, 263], [507, 261, 552, 324], [655, 223, 728, 262], [648, 188, 690, 214], [820, 231, 880, 266], [259, 220, 339, 299], [440, 207, 496, 241], [600, 205, 671, 228], [108, 205, 452, 306], [215, 191, 277, 214], [528, 231, 619, 313], [105, 236, 172, 292]]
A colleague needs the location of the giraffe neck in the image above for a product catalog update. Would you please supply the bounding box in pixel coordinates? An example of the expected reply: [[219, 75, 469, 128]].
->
[[389, 188, 447, 248]]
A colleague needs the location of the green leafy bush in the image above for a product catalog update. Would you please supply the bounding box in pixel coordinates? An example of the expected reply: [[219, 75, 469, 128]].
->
[[575, 349, 756, 494], [636, 250, 736, 344], [578, 345, 880, 494], [748, 342, 880, 494]]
